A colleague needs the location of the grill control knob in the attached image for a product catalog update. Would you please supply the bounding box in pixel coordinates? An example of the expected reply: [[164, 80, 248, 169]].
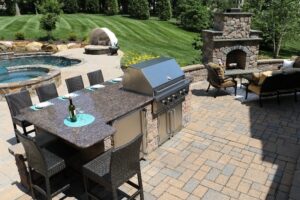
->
[[161, 100, 167, 105], [172, 94, 178, 99], [183, 89, 188, 94], [179, 90, 184, 95], [167, 97, 173, 102]]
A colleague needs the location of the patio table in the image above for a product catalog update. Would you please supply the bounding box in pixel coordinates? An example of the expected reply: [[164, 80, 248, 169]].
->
[[18, 82, 153, 149], [224, 68, 261, 76]]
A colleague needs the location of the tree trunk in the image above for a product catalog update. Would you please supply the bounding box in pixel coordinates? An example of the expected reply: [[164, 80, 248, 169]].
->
[[15, 2, 20, 16], [273, 36, 283, 58]]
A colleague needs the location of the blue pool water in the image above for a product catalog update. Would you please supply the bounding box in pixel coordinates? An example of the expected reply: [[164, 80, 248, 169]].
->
[[0, 69, 47, 83], [0, 55, 80, 68]]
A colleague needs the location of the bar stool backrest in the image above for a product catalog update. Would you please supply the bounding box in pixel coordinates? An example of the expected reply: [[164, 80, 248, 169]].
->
[[5, 90, 33, 118], [65, 75, 84, 93], [15, 130, 47, 175], [87, 70, 104, 86], [36, 83, 59, 102], [110, 134, 142, 187]]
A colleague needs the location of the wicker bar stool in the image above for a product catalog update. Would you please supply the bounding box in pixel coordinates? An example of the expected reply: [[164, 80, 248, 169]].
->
[[16, 130, 69, 200], [83, 134, 144, 200], [87, 70, 104, 86], [5, 90, 35, 141], [65, 75, 84, 93], [36, 83, 59, 102]]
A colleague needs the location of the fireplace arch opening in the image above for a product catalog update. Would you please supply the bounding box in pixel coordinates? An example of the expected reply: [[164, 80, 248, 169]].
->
[[226, 50, 247, 70]]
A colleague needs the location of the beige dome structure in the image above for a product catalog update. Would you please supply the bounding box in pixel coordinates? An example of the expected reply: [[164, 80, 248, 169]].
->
[[85, 28, 119, 55], [89, 28, 118, 47]]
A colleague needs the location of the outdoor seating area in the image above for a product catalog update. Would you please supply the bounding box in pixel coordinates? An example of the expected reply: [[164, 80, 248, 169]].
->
[[1, 0, 300, 199]]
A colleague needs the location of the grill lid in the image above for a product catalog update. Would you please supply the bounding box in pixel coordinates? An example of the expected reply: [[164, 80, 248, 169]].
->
[[122, 57, 185, 96]]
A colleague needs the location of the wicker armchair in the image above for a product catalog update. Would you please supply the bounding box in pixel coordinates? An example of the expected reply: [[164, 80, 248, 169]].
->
[[65, 75, 84, 93], [5, 90, 35, 141], [36, 83, 59, 102], [87, 70, 104, 86], [16, 130, 69, 200], [205, 63, 237, 97], [83, 134, 144, 200]]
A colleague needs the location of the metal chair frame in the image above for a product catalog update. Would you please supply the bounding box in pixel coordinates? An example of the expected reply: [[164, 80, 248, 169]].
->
[[16, 130, 69, 200], [65, 75, 84, 93], [83, 134, 144, 200], [87, 70, 104, 86], [35, 83, 59, 102]]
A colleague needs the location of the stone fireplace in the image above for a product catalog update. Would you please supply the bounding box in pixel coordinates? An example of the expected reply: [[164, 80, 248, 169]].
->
[[202, 8, 262, 70]]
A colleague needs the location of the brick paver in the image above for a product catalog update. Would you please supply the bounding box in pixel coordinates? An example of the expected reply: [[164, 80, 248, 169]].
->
[[1, 81, 300, 199]]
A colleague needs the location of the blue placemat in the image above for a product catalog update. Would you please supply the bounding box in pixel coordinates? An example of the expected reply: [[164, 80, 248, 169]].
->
[[64, 114, 95, 128], [30, 102, 53, 111], [86, 87, 95, 91]]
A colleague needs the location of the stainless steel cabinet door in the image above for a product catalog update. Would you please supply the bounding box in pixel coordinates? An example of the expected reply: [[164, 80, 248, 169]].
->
[[170, 103, 183, 136]]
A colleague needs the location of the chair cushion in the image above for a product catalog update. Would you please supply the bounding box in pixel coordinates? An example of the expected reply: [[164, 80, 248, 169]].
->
[[282, 59, 295, 70], [208, 62, 225, 79], [293, 56, 300, 68], [257, 70, 282, 86], [42, 149, 66, 177], [221, 80, 236, 88], [248, 84, 261, 95], [251, 72, 261, 85]]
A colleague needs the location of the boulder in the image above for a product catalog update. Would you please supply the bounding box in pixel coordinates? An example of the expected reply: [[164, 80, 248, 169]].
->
[[0, 44, 8, 52], [0, 41, 13, 48], [41, 44, 58, 52], [67, 43, 81, 49], [57, 44, 68, 51], [13, 41, 30, 52], [25, 42, 43, 52]]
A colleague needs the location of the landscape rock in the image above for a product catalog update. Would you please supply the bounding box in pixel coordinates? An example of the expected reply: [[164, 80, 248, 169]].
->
[[0, 44, 8, 52], [41, 44, 58, 52], [67, 43, 81, 49], [57, 44, 68, 51], [0, 41, 13, 48], [25, 42, 43, 52]]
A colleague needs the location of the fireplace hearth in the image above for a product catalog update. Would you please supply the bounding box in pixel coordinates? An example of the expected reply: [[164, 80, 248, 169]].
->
[[202, 8, 262, 70]]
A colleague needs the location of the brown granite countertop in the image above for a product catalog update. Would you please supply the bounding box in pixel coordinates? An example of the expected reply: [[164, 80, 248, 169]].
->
[[19, 82, 153, 149]]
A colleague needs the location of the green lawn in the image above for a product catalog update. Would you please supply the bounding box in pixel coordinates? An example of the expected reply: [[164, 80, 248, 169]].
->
[[0, 14, 198, 66]]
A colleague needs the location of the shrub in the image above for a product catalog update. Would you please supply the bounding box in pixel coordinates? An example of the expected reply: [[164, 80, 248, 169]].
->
[[38, 0, 63, 15], [15, 32, 25, 40], [39, 0, 62, 39], [156, 0, 172, 20], [121, 51, 159, 67], [85, 0, 100, 13], [62, 0, 79, 13], [128, 0, 150, 20], [68, 32, 77, 41], [180, 5, 211, 32], [105, 0, 119, 15]]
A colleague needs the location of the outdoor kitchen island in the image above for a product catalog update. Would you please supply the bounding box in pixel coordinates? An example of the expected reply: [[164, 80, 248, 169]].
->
[[19, 57, 192, 158]]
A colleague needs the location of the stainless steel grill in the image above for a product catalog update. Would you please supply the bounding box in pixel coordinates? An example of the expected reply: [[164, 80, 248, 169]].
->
[[122, 57, 191, 146], [122, 57, 191, 115]]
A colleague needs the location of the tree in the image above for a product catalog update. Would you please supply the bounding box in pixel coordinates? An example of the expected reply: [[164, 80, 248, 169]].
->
[[157, 0, 172, 20], [180, 4, 211, 32], [85, 0, 100, 13], [128, 0, 150, 19], [4, 0, 16, 15], [174, 0, 201, 19], [38, 0, 62, 39], [244, 0, 300, 58], [119, 0, 129, 13], [105, 0, 119, 15], [62, 0, 79, 13]]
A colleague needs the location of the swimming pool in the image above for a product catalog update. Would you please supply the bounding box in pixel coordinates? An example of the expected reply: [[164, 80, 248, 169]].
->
[[0, 55, 81, 68]]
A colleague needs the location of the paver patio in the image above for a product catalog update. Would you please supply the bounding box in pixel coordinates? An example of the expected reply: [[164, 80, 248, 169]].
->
[[1, 80, 300, 199]]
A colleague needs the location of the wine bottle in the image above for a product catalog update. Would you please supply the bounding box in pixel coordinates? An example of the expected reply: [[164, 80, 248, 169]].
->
[[68, 97, 77, 122]]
